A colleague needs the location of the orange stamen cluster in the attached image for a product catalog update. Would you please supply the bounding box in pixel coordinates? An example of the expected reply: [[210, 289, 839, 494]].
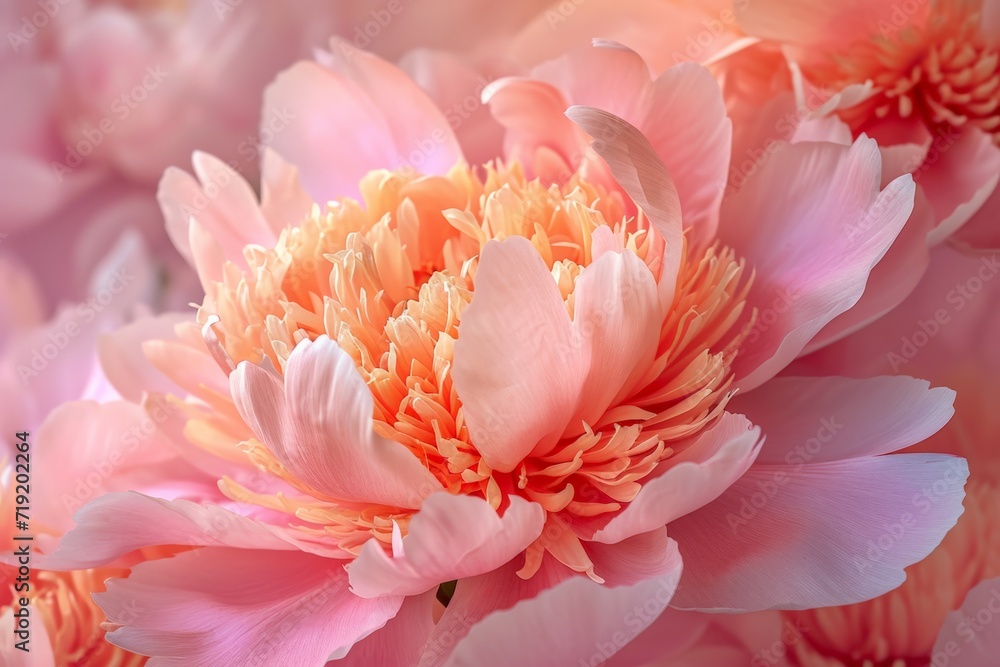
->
[[198, 162, 754, 572]]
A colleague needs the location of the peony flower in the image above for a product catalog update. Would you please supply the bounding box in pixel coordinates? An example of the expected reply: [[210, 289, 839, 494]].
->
[[632, 245, 1000, 667], [53, 41, 970, 665], [773, 244, 1000, 667], [733, 0, 1000, 251]]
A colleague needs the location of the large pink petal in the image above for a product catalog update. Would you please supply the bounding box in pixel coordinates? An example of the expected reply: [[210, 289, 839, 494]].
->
[[804, 188, 935, 351], [49, 492, 301, 570], [265, 43, 461, 204], [97, 548, 401, 666], [953, 184, 1000, 251], [97, 312, 190, 402], [916, 128, 1000, 235], [349, 494, 545, 598], [418, 557, 569, 667], [719, 137, 915, 389], [432, 541, 683, 667], [730, 375, 955, 463], [157, 152, 277, 276], [669, 454, 968, 611], [231, 336, 442, 508], [33, 400, 212, 540], [334, 592, 437, 666], [588, 413, 762, 543], [932, 576, 1000, 667], [566, 106, 684, 306], [563, 244, 662, 432], [259, 147, 314, 233], [985, 0, 1000, 47], [485, 77, 580, 177], [452, 237, 580, 472], [400, 50, 508, 167], [735, 0, 928, 50]]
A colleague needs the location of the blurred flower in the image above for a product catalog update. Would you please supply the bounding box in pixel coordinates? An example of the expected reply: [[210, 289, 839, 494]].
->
[[733, 0, 1000, 251], [46, 40, 974, 665]]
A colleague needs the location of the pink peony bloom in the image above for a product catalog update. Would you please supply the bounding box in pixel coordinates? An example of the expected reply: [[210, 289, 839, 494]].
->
[[732, 0, 1000, 252], [633, 244, 1000, 667], [53, 41, 970, 665]]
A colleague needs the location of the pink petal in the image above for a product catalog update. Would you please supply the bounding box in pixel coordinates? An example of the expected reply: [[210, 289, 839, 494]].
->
[[334, 592, 437, 666], [157, 152, 276, 284], [50, 492, 299, 570], [566, 106, 684, 306], [917, 128, 1000, 235], [259, 147, 314, 233], [633, 60, 732, 245], [730, 375, 955, 463], [400, 50, 508, 167], [33, 400, 215, 540], [349, 494, 545, 598], [719, 137, 915, 389], [953, 185, 1000, 251], [932, 576, 1000, 667], [265, 43, 462, 204], [669, 454, 968, 611], [564, 244, 662, 431], [485, 77, 580, 176], [452, 237, 580, 472], [804, 188, 934, 351], [589, 413, 762, 544], [97, 548, 401, 666], [431, 540, 683, 667], [97, 312, 190, 402], [231, 336, 442, 508], [735, 0, 928, 51], [419, 557, 569, 667], [600, 608, 712, 667], [453, 238, 660, 471]]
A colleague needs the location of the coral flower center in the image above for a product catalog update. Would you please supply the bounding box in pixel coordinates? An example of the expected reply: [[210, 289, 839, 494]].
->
[[831, 5, 999, 142], [200, 163, 753, 574]]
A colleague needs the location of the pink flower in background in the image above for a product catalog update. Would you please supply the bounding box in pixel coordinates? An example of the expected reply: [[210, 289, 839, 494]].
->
[[732, 0, 1000, 251], [47, 40, 974, 665], [0, 0, 352, 311], [632, 245, 1000, 667]]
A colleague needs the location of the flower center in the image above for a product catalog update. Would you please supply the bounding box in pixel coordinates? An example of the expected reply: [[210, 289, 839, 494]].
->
[[8, 568, 146, 666], [832, 6, 999, 143], [201, 163, 753, 572]]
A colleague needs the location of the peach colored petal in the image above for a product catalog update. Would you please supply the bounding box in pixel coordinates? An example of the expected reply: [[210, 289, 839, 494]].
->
[[669, 455, 968, 611], [231, 336, 443, 508], [97, 548, 400, 667], [349, 494, 544, 598]]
